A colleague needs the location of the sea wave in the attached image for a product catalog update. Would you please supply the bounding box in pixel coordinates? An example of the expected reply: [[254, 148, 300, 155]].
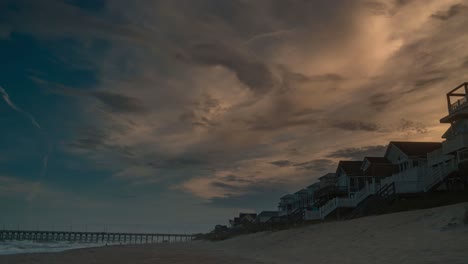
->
[[0, 240, 109, 255]]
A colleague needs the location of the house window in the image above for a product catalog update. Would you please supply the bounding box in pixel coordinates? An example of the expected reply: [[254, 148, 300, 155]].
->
[[413, 160, 419, 167], [399, 162, 408, 171]]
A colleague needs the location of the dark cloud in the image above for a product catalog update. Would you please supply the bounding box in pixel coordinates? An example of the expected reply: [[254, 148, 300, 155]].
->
[[269, 160, 293, 167], [270, 158, 336, 172], [91, 91, 148, 114], [70, 127, 136, 157], [368, 92, 394, 111], [247, 116, 317, 131], [36, 79, 148, 114], [147, 157, 207, 170], [179, 94, 223, 128], [412, 77, 447, 88], [293, 159, 335, 172], [333, 120, 381, 132], [178, 42, 276, 94], [432, 4, 468, 21], [398, 118, 428, 134], [210, 181, 241, 192], [326, 145, 387, 160], [280, 66, 345, 85], [363, 1, 390, 16], [0, 0, 154, 43], [219, 174, 252, 183], [246, 104, 322, 131], [70, 128, 107, 150], [461, 57, 468, 68], [362, 0, 412, 16]]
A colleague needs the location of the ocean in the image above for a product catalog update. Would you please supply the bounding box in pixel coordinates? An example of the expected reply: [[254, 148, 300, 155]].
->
[[0, 240, 109, 255]]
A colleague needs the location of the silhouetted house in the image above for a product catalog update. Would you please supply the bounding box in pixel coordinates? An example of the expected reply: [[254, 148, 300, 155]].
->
[[256, 211, 279, 223], [335, 161, 364, 197], [302, 82, 468, 220], [213, 225, 228, 233], [314, 173, 344, 207], [229, 213, 257, 228], [437, 83, 468, 189], [318, 173, 336, 188], [278, 194, 295, 215], [305, 182, 321, 209], [381, 141, 443, 193], [278, 182, 321, 218], [293, 189, 309, 210], [361, 157, 399, 190]]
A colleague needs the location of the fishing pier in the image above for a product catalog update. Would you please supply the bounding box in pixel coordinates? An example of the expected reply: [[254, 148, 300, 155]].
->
[[0, 230, 195, 244]]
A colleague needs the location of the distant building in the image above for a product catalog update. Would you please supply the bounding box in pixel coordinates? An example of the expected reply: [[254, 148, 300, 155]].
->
[[256, 211, 279, 223], [229, 213, 257, 228], [318, 173, 336, 188], [278, 194, 295, 214]]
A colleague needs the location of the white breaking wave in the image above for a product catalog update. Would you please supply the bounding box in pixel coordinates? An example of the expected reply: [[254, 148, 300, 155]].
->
[[0, 240, 111, 255]]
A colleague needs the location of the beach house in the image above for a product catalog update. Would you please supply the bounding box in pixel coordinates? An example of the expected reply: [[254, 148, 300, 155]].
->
[[379, 141, 443, 193], [335, 161, 364, 198], [260, 82, 468, 225], [256, 211, 280, 223], [278, 184, 321, 219], [229, 213, 257, 228]]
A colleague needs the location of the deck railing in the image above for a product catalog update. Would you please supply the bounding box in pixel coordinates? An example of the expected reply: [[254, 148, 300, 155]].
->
[[450, 96, 468, 113], [424, 160, 457, 191], [318, 182, 375, 219]]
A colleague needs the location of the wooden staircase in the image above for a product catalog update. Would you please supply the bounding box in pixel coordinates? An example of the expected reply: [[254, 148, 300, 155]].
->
[[345, 182, 396, 220]]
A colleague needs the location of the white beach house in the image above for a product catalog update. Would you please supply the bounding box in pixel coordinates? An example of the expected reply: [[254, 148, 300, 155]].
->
[[271, 82, 468, 223]]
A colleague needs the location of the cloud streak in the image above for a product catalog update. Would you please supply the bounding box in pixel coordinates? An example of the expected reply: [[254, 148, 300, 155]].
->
[[0, 85, 51, 181], [0, 86, 41, 129]]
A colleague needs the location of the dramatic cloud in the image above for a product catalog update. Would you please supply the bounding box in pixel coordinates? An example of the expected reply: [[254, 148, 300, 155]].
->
[[179, 42, 277, 94], [326, 145, 388, 160], [269, 160, 293, 167], [293, 159, 336, 172], [333, 120, 381, 132], [36, 80, 148, 114], [431, 4, 468, 20], [3, 0, 468, 230]]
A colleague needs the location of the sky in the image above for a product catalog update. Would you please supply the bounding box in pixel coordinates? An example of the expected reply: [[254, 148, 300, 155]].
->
[[1, 0, 468, 233]]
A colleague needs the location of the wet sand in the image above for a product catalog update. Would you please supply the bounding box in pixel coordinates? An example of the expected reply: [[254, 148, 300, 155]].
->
[[0, 243, 270, 264]]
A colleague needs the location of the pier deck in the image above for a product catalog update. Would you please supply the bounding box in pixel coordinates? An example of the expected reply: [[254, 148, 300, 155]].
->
[[0, 230, 194, 243]]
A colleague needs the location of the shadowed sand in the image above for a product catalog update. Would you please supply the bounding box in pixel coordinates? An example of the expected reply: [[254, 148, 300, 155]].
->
[[0, 243, 268, 264], [2, 202, 468, 264]]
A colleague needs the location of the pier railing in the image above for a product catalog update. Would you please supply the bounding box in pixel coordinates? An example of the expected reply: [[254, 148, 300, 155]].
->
[[0, 230, 194, 244]]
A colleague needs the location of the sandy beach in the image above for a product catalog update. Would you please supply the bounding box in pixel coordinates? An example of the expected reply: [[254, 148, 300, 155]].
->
[[2, 202, 468, 264]]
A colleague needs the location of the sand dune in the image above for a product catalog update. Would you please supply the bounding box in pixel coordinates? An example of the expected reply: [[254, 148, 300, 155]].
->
[[1, 202, 467, 264]]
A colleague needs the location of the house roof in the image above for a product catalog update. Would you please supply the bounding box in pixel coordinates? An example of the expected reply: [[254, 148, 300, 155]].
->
[[364, 157, 390, 163], [280, 194, 294, 200], [318, 173, 336, 180], [337, 161, 363, 176], [364, 163, 399, 177], [257, 211, 279, 218], [387, 141, 442, 158], [306, 182, 320, 189], [239, 213, 257, 218], [294, 189, 309, 195]]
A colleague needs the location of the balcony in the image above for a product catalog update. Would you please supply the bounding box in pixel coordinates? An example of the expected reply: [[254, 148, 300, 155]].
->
[[450, 97, 468, 113], [440, 82, 468, 123], [442, 133, 468, 154], [427, 148, 453, 166]]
